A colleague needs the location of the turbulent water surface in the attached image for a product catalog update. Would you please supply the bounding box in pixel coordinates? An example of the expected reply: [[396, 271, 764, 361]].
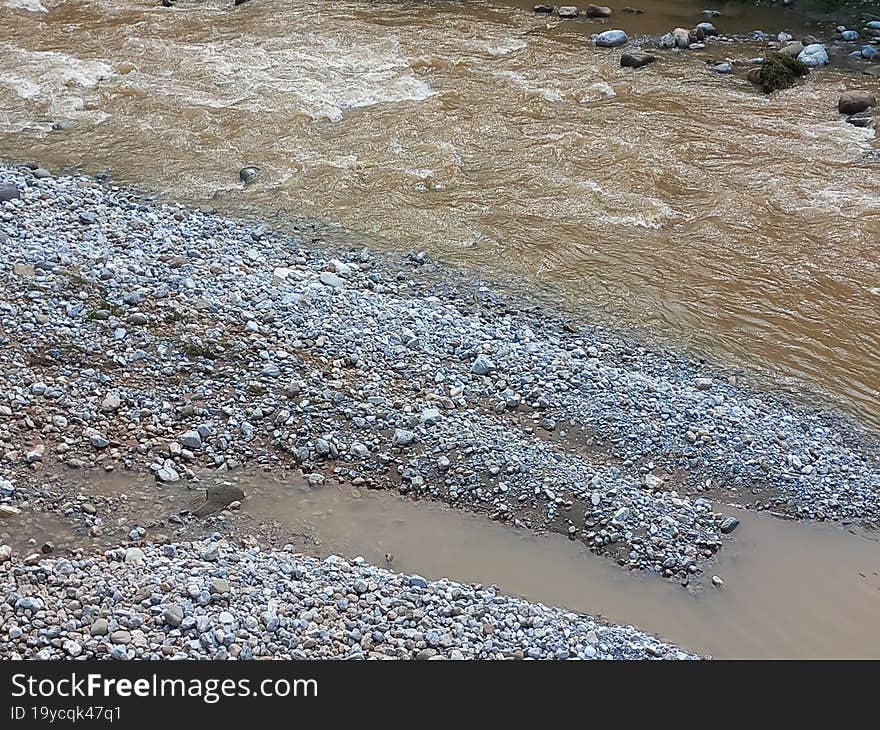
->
[[0, 0, 879, 425]]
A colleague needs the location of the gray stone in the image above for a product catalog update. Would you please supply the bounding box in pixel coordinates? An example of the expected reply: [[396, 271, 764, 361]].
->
[[471, 354, 496, 375], [179, 430, 203, 450], [164, 605, 185, 627], [621, 51, 657, 69], [595, 30, 628, 47], [0, 183, 21, 203], [90, 619, 109, 636]]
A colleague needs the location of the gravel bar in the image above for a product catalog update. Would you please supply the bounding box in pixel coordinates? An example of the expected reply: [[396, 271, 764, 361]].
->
[[0, 539, 696, 660], [0, 162, 878, 608]]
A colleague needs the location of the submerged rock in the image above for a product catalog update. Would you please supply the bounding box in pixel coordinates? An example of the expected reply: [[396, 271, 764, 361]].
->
[[533, 3, 554, 11], [193, 484, 246, 517]]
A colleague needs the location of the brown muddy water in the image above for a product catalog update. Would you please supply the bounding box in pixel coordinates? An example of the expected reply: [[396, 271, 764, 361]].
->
[[1, 0, 879, 427], [7, 471, 880, 659]]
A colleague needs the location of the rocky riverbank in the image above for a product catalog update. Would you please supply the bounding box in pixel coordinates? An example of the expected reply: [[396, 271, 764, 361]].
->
[[1, 162, 879, 657], [536, 5, 880, 108], [0, 539, 696, 660], [2, 162, 879, 568]]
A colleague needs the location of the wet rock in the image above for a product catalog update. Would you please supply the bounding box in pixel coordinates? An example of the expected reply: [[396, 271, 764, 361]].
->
[[595, 29, 627, 47], [750, 52, 808, 93], [193, 484, 245, 517], [841, 30, 859, 42], [52, 118, 77, 131], [585, 4, 612, 17], [622, 7, 643, 14], [658, 33, 676, 49], [620, 51, 657, 68], [838, 90, 876, 115], [695, 22, 718, 36], [558, 6, 578, 17], [846, 110, 875, 128], [797, 44, 829, 68], [239, 166, 261, 186], [702, 9, 721, 17], [781, 42, 805, 58], [533, 3, 554, 11], [719, 516, 740, 534], [714, 62, 733, 74]]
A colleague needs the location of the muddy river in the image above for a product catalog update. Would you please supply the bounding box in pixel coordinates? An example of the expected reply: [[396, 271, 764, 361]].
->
[[6, 471, 879, 659], [1, 0, 879, 427]]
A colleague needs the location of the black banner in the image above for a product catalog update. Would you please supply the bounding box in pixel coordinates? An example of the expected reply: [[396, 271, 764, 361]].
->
[[0, 660, 875, 726]]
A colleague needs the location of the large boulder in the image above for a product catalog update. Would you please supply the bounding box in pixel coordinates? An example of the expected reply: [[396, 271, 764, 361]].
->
[[750, 52, 808, 93], [797, 43, 829, 67], [838, 90, 876, 115], [596, 29, 628, 47]]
